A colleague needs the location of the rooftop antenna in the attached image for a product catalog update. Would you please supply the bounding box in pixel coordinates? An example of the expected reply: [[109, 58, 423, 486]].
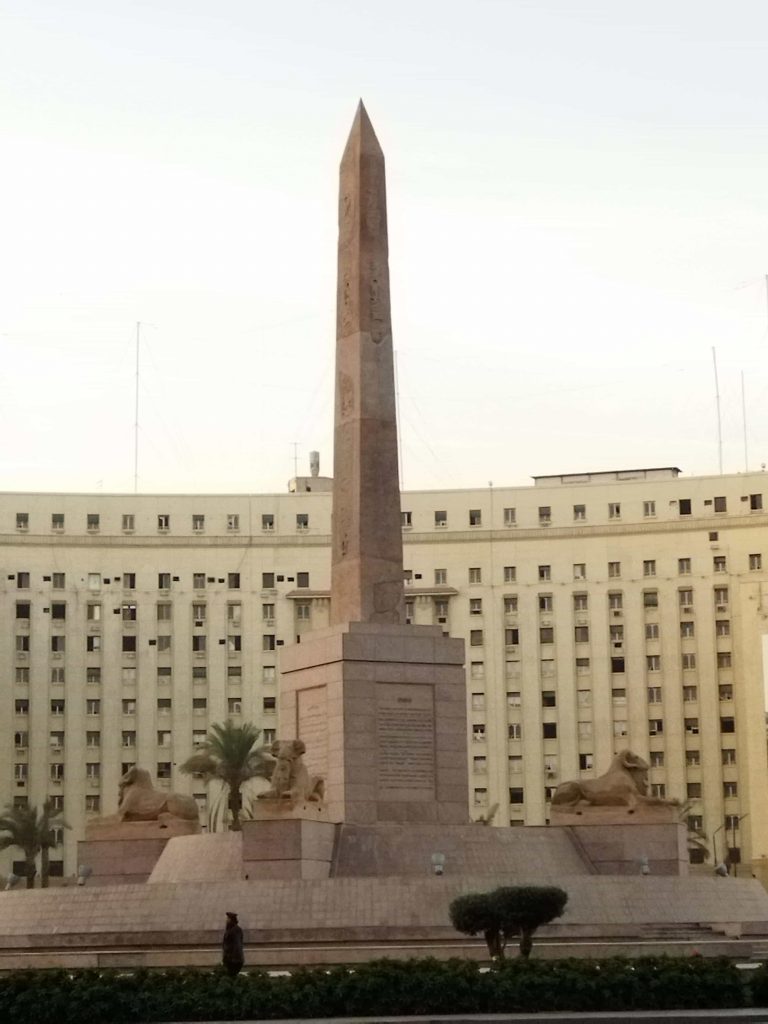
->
[[712, 347, 723, 475], [134, 322, 140, 493], [291, 442, 300, 478], [742, 370, 748, 473]]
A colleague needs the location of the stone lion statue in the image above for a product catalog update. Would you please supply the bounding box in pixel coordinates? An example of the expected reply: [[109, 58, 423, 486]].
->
[[551, 749, 679, 810], [257, 740, 324, 804], [118, 766, 200, 824]]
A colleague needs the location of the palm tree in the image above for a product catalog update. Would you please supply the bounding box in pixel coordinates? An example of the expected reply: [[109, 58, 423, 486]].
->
[[0, 800, 68, 889], [180, 720, 272, 831]]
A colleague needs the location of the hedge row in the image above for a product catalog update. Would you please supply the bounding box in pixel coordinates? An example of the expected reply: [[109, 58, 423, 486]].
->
[[0, 956, 753, 1023]]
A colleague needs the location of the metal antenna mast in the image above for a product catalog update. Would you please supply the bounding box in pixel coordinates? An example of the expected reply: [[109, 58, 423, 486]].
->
[[134, 322, 140, 493], [712, 347, 723, 475]]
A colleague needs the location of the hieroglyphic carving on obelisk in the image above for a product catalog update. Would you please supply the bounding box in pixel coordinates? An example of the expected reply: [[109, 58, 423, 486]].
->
[[330, 102, 405, 626]]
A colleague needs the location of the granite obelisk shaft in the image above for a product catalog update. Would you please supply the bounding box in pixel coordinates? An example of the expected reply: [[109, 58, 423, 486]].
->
[[330, 102, 405, 626]]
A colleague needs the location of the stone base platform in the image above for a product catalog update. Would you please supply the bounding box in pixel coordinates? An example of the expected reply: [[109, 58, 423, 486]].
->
[[2, 873, 767, 969]]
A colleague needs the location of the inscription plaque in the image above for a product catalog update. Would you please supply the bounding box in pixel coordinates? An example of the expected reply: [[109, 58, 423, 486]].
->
[[297, 685, 328, 781], [376, 682, 436, 801]]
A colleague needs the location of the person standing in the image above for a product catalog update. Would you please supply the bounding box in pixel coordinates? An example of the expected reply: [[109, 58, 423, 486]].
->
[[222, 911, 244, 976]]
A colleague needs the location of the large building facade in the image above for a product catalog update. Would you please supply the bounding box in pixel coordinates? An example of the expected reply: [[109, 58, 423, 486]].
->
[[2, 466, 768, 879]]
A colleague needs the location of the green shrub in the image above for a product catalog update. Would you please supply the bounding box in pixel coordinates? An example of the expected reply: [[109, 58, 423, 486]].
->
[[449, 884, 568, 957], [0, 955, 746, 1023]]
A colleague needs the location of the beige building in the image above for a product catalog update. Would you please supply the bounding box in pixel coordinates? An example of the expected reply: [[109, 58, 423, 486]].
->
[[2, 465, 768, 879]]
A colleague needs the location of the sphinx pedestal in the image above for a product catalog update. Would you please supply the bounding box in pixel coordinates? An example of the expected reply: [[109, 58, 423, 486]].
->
[[78, 818, 200, 885], [279, 622, 467, 826]]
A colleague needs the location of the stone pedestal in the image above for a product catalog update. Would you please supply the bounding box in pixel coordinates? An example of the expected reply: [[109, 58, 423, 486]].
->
[[241, 818, 337, 879], [549, 808, 688, 876], [78, 817, 200, 885], [279, 622, 467, 826]]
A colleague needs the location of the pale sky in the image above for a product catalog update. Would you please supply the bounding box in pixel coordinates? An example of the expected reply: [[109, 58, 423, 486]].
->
[[2, 0, 768, 494]]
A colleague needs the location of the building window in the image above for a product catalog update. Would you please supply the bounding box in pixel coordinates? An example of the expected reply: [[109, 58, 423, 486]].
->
[[716, 619, 730, 637], [503, 507, 516, 526], [228, 573, 241, 589], [579, 753, 594, 770], [50, 636, 65, 653], [717, 652, 732, 669], [87, 513, 100, 531], [294, 571, 309, 588], [646, 655, 661, 672], [714, 586, 729, 606], [15, 668, 29, 684], [539, 594, 553, 612], [469, 598, 483, 615], [260, 513, 274, 532], [504, 596, 518, 614], [542, 722, 557, 739], [541, 691, 556, 708], [227, 635, 242, 653], [469, 509, 482, 527], [468, 567, 482, 584], [749, 553, 762, 571], [86, 699, 100, 715], [575, 658, 590, 673], [713, 556, 727, 573], [574, 626, 589, 643], [685, 717, 700, 734], [539, 627, 554, 644], [122, 514, 134, 531], [538, 506, 551, 525], [158, 514, 170, 531], [647, 686, 662, 703], [714, 496, 727, 513], [192, 572, 206, 590], [228, 514, 240, 531], [399, 511, 412, 530], [722, 748, 736, 765], [649, 719, 663, 736], [643, 500, 656, 517], [719, 684, 733, 701], [158, 573, 171, 590], [52, 572, 65, 589], [608, 502, 621, 519], [15, 635, 30, 653], [121, 636, 136, 653], [157, 763, 172, 780], [643, 560, 656, 577], [157, 635, 171, 653], [573, 504, 586, 521], [750, 493, 763, 511], [643, 591, 658, 608], [573, 593, 588, 611], [608, 591, 623, 610], [645, 622, 659, 640], [51, 668, 65, 685], [608, 561, 621, 578], [679, 498, 692, 516], [500, 566, 516, 585], [296, 513, 309, 530], [192, 635, 207, 653], [680, 621, 694, 638], [505, 628, 519, 646], [573, 563, 586, 580], [682, 653, 697, 670], [86, 635, 101, 653], [434, 568, 447, 585], [538, 565, 551, 582], [51, 513, 64, 530], [678, 557, 691, 575], [262, 603, 275, 622], [470, 630, 484, 647], [720, 717, 735, 733], [262, 635, 276, 652], [724, 781, 738, 798], [433, 510, 447, 527], [123, 572, 136, 590]]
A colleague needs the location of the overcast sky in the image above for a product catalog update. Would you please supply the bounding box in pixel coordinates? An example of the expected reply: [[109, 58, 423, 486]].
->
[[2, 0, 768, 495]]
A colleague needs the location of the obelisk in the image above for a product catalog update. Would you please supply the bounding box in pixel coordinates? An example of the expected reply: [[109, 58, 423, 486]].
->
[[330, 101, 404, 626], [279, 104, 468, 830]]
